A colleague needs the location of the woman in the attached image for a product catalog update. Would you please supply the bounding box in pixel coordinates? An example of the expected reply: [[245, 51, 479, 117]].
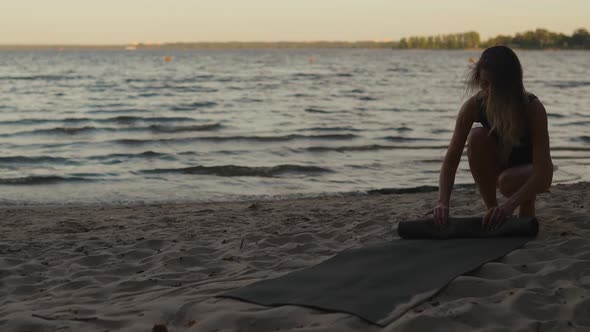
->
[[433, 46, 553, 230]]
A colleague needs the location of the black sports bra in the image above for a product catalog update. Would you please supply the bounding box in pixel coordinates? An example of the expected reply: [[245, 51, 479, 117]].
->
[[476, 93, 538, 147]]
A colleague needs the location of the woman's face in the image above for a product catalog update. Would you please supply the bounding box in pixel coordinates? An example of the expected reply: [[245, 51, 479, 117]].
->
[[479, 69, 491, 95]]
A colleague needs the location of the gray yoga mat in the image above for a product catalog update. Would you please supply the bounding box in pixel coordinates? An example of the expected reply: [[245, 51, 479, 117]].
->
[[220, 217, 538, 326]]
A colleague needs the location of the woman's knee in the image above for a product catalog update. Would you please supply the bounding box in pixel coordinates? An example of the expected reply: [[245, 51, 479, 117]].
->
[[467, 127, 495, 157], [497, 165, 533, 196], [497, 172, 515, 196]]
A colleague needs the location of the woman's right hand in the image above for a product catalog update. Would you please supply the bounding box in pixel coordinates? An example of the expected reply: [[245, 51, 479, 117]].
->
[[433, 202, 450, 228]]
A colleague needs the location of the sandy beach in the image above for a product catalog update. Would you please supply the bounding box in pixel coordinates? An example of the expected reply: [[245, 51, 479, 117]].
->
[[1, 182, 589, 331]]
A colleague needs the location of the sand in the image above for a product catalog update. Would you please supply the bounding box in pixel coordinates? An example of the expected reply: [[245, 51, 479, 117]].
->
[[1, 182, 589, 332]]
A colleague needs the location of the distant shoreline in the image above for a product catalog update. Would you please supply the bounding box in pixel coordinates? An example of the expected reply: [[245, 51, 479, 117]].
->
[[0, 44, 587, 51], [0, 42, 452, 51], [2, 27, 588, 51], [1, 44, 588, 52]]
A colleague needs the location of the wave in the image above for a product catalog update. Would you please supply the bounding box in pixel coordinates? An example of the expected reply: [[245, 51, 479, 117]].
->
[[1, 123, 221, 137], [112, 133, 358, 145], [431, 129, 451, 134], [88, 151, 175, 161], [379, 107, 450, 113], [183, 75, 215, 81], [547, 113, 565, 118], [346, 89, 365, 94], [171, 102, 218, 111], [573, 112, 590, 119], [0, 116, 198, 126], [103, 116, 196, 124], [546, 81, 590, 89], [304, 144, 448, 152], [382, 136, 437, 142], [385, 126, 413, 132], [0, 75, 91, 81], [256, 83, 280, 90], [235, 98, 264, 103], [137, 92, 162, 98], [386, 67, 410, 73], [214, 76, 235, 83], [31, 126, 98, 135], [0, 175, 92, 185], [546, 146, 590, 152], [292, 73, 323, 80], [86, 108, 149, 114], [299, 126, 362, 132], [0, 156, 72, 164], [378, 108, 405, 112], [378, 108, 449, 114], [131, 85, 217, 93], [556, 120, 590, 127], [0, 152, 178, 166], [125, 75, 216, 84], [148, 123, 222, 133], [125, 78, 147, 83], [304, 108, 331, 114], [414, 108, 441, 113], [572, 136, 590, 143], [85, 102, 129, 109], [140, 164, 333, 177], [0, 118, 67, 125], [552, 155, 590, 160], [185, 86, 218, 93]]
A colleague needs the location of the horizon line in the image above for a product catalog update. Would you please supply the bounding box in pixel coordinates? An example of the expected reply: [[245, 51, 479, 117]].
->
[[2, 26, 587, 47], [1, 39, 446, 46]]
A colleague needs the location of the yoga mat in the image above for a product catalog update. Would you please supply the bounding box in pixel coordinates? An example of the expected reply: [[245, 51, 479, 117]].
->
[[220, 217, 538, 326], [399, 216, 539, 239]]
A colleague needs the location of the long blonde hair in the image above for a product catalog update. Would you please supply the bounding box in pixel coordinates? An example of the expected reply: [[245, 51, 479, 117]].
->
[[467, 46, 528, 164]]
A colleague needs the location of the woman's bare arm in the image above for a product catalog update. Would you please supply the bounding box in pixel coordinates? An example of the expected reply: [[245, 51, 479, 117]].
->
[[434, 97, 477, 224]]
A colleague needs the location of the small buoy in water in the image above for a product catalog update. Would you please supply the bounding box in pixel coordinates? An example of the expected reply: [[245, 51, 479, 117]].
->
[[469, 57, 475, 63], [164, 56, 172, 62], [309, 57, 315, 63]]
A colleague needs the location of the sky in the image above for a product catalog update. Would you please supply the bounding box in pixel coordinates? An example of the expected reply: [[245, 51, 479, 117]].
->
[[1, 0, 588, 44]]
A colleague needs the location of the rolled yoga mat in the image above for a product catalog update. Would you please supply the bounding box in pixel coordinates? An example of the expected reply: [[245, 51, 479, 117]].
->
[[219, 217, 539, 326], [398, 216, 539, 239]]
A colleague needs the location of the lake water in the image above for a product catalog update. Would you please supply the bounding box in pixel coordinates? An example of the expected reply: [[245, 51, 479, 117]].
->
[[0, 49, 588, 204]]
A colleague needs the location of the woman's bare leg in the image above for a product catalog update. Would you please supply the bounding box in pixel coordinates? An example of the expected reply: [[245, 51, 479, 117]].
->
[[519, 200, 535, 217], [467, 127, 502, 209], [497, 165, 535, 217]]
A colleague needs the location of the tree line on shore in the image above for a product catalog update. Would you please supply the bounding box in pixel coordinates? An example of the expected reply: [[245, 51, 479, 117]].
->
[[396, 28, 589, 50], [155, 28, 589, 50]]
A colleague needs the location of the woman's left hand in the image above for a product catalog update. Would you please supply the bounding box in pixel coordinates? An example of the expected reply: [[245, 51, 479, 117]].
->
[[482, 204, 515, 231]]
